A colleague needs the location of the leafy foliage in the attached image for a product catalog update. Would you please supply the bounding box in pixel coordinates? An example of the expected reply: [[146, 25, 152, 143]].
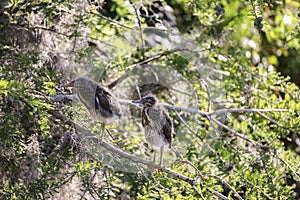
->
[[0, 0, 299, 199]]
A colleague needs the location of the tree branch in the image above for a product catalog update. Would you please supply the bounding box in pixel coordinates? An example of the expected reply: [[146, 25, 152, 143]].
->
[[210, 117, 269, 149], [208, 108, 289, 116], [55, 96, 288, 116], [48, 109, 197, 185], [53, 96, 287, 149], [211, 190, 229, 200], [99, 140, 196, 185]]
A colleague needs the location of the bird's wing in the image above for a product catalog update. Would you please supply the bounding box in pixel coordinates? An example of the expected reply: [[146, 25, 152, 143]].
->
[[108, 94, 122, 118], [161, 108, 173, 147], [95, 86, 113, 118], [148, 105, 173, 147], [142, 107, 151, 126]]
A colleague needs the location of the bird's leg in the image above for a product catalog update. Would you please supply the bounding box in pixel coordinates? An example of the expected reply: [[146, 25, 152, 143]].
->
[[152, 150, 156, 164], [99, 123, 105, 141], [99, 123, 115, 142], [159, 145, 164, 166]]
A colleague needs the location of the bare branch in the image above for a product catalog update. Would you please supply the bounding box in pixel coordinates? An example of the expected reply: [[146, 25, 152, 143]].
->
[[209, 108, 289, 116], [99, 140, 196, 185], [256, 111, 296, 132], [211, 190, 229, 200], [161, 103, 208, 116], [210, 117, 269, 149], [126, 47, 211, 69], [53, 96, 288, 116], [161, 104, 288, 117], [127, 53, 168, 69], [173, 109, 203, 142]]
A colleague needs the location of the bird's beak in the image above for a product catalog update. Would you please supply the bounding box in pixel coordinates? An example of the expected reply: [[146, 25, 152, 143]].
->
[[63, 80, 75, 87], [132, 99, 146, 104]]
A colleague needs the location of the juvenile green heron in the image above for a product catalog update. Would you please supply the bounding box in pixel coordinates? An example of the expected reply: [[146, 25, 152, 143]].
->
[[64, 76, 121, 135], [133, 95, 173, 166]]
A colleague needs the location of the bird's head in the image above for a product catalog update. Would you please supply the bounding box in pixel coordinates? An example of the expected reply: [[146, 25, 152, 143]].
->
[[63, 80, 75, 87], [64, 77, 93, 89], [132, 95, 157, 107]]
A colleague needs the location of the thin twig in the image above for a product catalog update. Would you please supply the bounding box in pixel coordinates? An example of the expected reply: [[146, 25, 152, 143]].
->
[[104, 168, 111, 199], [34, 25, 70, 37], [150, 171, 172, 193], [90, 12, 131, 29], [127, 53, 168, 69], [175, 159, 204, 180], [206, 174, 244, 200], [173, 109, 204, 144], [162, 104, 288, 117], [259, 150, 279, 199], [80, 171, 97, 200], [210, 117, 269, 149], [273, 151, 300, 180], [126, 47, 211, 69], [199, 75, 212, 112], [172, 108, 224, 165], [234, 168, 274, 199], [256, 111, 296, 132], [129, 0, 145, 59], [44, 172, 77, 194]]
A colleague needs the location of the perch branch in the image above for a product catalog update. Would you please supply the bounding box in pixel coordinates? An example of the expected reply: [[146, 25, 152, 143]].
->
[[99, 140, 196, 185], [53, 96, 287, 149], [48, 109, 197, 186]]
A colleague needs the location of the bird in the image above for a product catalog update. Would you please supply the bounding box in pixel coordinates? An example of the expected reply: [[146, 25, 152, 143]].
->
[[132, 95, 173, 166], [64, 76, 121, 137]]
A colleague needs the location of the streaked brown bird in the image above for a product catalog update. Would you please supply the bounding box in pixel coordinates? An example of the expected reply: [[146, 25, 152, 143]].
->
[[64, 76, 121, 135], [133, 95, 173, 166]]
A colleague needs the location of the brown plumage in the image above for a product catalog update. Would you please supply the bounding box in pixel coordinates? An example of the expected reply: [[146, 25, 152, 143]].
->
[[64, 76, 121, 124], [133, 95, 173, 165]]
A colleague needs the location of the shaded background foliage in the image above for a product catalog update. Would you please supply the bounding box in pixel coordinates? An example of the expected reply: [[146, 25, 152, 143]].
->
[[0, 0, 300, 199]]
